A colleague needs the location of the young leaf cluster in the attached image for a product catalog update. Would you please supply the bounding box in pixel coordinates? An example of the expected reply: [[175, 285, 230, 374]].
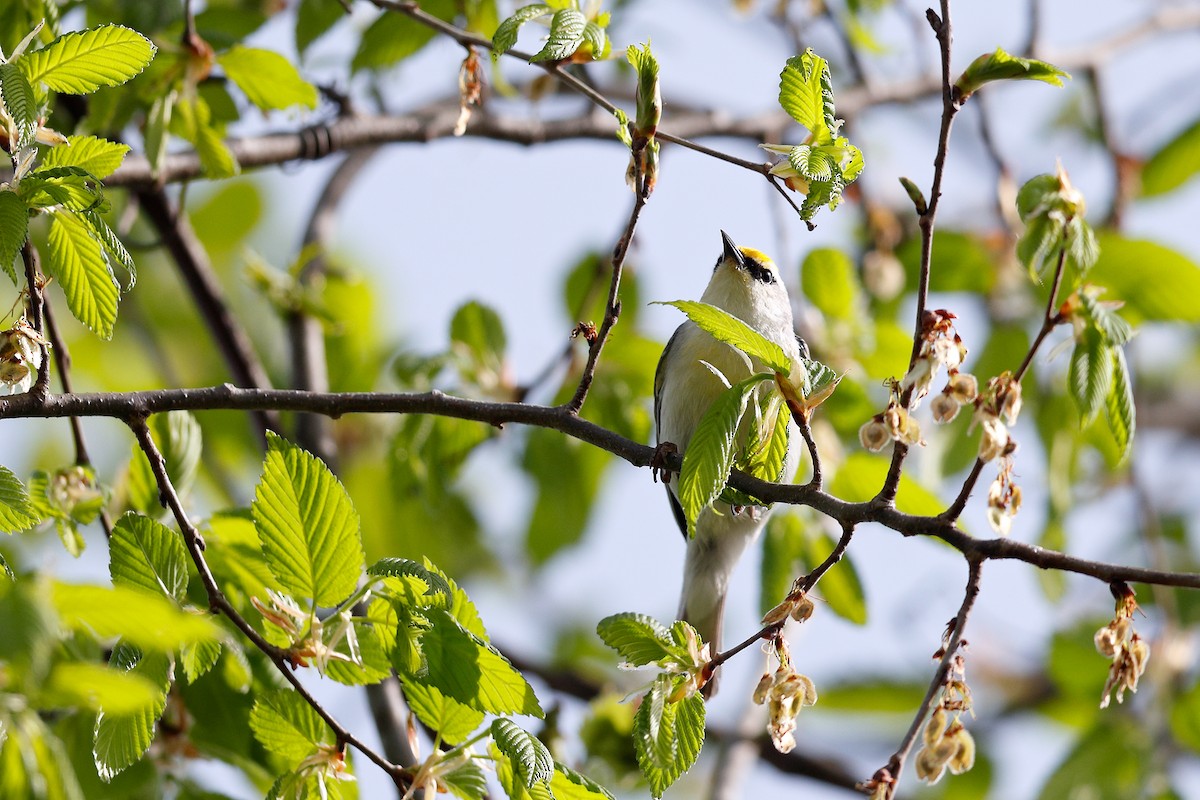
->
[[762, 49, 864, 223], [1066, 288, 1135, 461], [1016, 170, 1099, 278], [493, 2, 611, 64]]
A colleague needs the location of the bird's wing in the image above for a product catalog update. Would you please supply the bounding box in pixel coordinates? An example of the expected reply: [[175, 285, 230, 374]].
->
[[653, 325, 683, 436], [665, 484, 688, 539]]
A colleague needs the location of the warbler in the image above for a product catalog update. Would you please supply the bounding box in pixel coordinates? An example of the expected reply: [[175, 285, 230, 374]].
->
[[654, 231, 804, 695]]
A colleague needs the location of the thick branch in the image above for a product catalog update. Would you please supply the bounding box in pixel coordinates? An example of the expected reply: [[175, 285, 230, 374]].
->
[[3, 385, 1200, 590]]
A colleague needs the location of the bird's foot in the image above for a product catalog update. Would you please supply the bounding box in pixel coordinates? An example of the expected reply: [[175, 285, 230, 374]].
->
[[651, 441, 678, 484]]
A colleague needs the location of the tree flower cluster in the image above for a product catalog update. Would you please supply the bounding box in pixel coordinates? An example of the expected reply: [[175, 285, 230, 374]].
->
[[1096, 584, 1150, 709], [752, 636, 817, 754], [0, 317, 47, 395]]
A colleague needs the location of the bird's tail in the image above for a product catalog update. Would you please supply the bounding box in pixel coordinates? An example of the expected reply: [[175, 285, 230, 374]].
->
[[678, 527, 749, 698]]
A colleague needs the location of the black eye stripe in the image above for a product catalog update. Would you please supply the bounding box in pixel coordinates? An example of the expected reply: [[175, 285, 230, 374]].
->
[[745, 259, 776, 284]]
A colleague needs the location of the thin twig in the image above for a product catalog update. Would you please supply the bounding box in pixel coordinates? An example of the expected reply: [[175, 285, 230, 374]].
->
[[128, 417, 410, 789], [884, 558, 983, 784], [565, 168, 648, 413], [876, 0, 960, 507], [796, 413, 823, 489], [4, 385, 1200, 589], [1014, 246, 1068, 383]]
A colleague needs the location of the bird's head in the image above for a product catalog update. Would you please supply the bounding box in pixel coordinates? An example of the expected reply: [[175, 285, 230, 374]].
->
[[700, 230, 792, 329]]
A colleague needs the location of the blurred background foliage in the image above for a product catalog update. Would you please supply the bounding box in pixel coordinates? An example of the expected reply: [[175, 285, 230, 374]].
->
[[3, 0, 1200, 798]]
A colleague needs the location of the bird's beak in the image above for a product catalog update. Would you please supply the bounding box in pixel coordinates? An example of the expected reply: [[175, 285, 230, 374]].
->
[[720, 230, 746, 270]]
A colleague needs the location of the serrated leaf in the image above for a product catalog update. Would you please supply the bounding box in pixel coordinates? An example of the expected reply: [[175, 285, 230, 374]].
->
[[581, 21, 608, 60], [1067, 217, 1099, 275], [658, 300, 791, 373], [181, 637, 223, 683], [0, 63, 38, 149], [52, 582, 218, 650], [250, 689, 333, 763], [252, 432, 364, 607], [109, 512, 189, 602], [778, 49, 835, 144], [549, 762, 616, 800], [40, 134, 130, 179], [1105, 347, 1134, 463], [530, 8, 586, 62], [633, 675, 705, 798], [442, 758, 489, 800], [368, 557, 452, 598], [81, 210, 135, 289], [492, 4, 551, 61], [679, 374, 773, 535], [218, 45, 318, 112], [0, 465, 38, 532], [19, 24, 156, 94], [40, 662, 160, 713], [492, 718, 554, 788], [0, 191, 29, 284], [20, 166, 103, 212], [44, 210, 119, 339], [418, 609, 542, 717], [595, 612, 677, 667], [1078, 290, 1132, 346], [401, 678, 484, 743], [955, 47, 1068, 99], [93, 648, 171, 781], [145, 91, 174, 178], [1069, 327, 1110, 425]]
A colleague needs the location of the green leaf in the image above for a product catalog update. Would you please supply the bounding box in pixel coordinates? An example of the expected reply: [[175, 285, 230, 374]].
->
[[522, 427, 608, 565], [657, 300, 791, 374], [0, 465, 38, 533], [492, 5, 551, 61], [19, 24, 156, 94], [0, 63, 38, 149], [449, 300, 506, 382], [40, 134, 130, 179], [530, 8, 586, 62], [81, 210, 136, 289], [814, 678, 928, 713], [368, 557, 452, 598], [126, 411, 202, 517], [1089, 234, 1200, 323], [296, 0, 345, 53], [1141, 117, 1200, 197], [0, 190, 29, 284], [218, 45, 318, 112], [52, 582, 219, 650], [180, 637, 223, 683], [144, 91, 174, 178], [778, 48, 835, 144], [801, 247, 859, 320], [955, 47, 1069, 99], [417, 609, 542, 717], [678, 373, 774, 535], [626, 41, 660, 134], [549, 762, 616, 800], [39, 662, 160, 713], [1068, 326, 1110, 425], [491, 718, 554, 788], [1170, 679, 1200, 755], [93, 649, 171, 781], [250, 689, 333, 763], [400, 679, 483, 744], [829, 452, 944, 516], [19, 167, 103, 212], [44, 210, 119, 339], [352, 0, 455, 71], [595, 612, 677, 667], [442, 758, 490, 800], [581, 21, 608, 60], [633, 675, 705, 798], [109, 512, 189, 602], [252, 432, 364, 607], [1105, 346, 1135, 463], [171, 94, 239, 179]]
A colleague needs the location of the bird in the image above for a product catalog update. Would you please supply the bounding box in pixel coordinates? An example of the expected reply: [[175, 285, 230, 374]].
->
[[654, 230, 804, 695]]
